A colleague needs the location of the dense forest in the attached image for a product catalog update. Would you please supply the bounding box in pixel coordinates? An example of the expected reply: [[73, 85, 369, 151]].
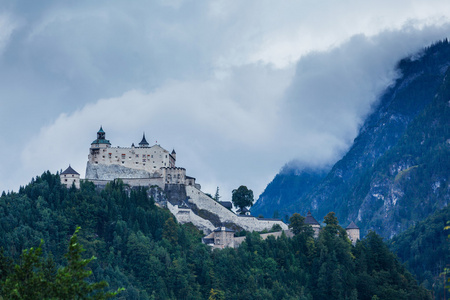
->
[[389, 205, 450, 299], [0, 173, 432, 299]]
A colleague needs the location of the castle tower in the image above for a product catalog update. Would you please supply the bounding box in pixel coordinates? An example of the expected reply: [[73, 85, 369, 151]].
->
[[61, 165, 80, 188], [139, 133, 149, 148], [304, 211, 321, 238], [90, 127, 111, 151], [346, 221, 360, 245]]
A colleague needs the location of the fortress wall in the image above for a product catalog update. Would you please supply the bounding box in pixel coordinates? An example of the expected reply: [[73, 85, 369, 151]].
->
[[185, 186, 288, 232], [167, 202, 215, 233], [162, 168, 187, 185], [185, 186, 238, 223], [233, 216, 288, 232]]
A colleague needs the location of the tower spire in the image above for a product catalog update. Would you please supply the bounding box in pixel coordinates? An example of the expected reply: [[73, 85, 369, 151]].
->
[[139, 132, 149, 147]]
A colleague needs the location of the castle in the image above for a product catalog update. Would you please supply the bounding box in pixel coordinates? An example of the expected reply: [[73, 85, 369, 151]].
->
[[60, 127, 360, 248], [84, 127, 198, 189]]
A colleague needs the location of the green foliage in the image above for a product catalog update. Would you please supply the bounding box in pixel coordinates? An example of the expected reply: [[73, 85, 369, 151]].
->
[[0, 173, 432, 299], [214, 187, 221, 202], [231, 185, 254, 212], [288, 213, 313, 237], [389, 206, 450, 299], [1, 227, 121, 299]]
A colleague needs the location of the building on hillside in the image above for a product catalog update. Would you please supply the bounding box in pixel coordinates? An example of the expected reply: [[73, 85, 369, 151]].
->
[[85, 127, 199, 189], [236, 207, 251, 215], [219, 201, 233, 210], [202, 227, 235, 249], [60, 165, 80, 189], [346, 221, 360, 245], [305, 211, 321, 237], [88, 127, 176, 171]]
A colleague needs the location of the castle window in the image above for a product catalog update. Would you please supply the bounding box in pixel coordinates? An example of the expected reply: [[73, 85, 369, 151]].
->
[[142, 159, 146, 162], [121, 154, 126, 159], [136, 154, 139, 158], [122, 161, 124, 164], [151, 155, 153, 158], [64, 179, 67, 182]]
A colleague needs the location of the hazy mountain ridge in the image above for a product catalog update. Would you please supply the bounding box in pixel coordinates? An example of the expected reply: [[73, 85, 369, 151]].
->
[[253, 40, 450, 238]]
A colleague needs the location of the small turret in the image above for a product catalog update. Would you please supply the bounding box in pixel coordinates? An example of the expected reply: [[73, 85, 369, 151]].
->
[[139, 133, 149, 148], [61, 165, 80, 189], [171, 149, 176, 159], [91, 126, 111, 146], [304, 211, 321, 237], [346, 221, 360, 245]]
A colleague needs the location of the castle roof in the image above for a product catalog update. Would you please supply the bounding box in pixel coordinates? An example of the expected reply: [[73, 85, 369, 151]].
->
[[61, 165, 79, 175], [304, 211, 320, 226], [172, 149, 176, 154], [219, 201, 232, 209], [213, 227, 234, 233], [237, 207, 250, 213], [346, 221, 359, 230], [139, 133, 149, 147], [91, 126, 110, 145]]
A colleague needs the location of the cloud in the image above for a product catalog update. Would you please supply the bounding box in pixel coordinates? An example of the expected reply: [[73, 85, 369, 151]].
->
[[0, 13, 19, 55], [16, 23, 450, 200], [2, 1, 450, 199]]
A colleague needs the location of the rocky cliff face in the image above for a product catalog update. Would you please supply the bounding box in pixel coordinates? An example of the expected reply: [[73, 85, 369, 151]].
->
[[85, 162, 157, 180], [254, 40, 450, 238]]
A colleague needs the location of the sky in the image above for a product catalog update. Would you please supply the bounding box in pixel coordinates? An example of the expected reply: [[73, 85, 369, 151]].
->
[[1, 0, 450, 201]]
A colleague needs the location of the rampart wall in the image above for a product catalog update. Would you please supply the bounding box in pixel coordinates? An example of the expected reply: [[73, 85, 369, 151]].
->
[[185, 186, 288, 232]]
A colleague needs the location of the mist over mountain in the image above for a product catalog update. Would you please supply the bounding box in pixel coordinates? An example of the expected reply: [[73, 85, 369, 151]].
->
[[252, 39, 450, 238]]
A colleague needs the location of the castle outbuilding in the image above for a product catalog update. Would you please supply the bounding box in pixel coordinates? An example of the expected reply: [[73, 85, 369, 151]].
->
[[202, 227, 235, 249], [305, 211, 321, 237], [346, 221, 360, 245], [60, 165, 80, 188]]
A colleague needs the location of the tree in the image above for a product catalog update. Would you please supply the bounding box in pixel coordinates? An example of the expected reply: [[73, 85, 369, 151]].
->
[[214, 187, 221, 202], [231, 186, 254, 213], [289, 213, 313, 237], [1, 227, 122, 299]]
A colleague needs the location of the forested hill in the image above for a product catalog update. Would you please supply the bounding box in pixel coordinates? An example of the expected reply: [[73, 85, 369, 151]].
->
[[252, 39, 450, 239], [389, 205, 450, 299], [0, 173, 431, 299]]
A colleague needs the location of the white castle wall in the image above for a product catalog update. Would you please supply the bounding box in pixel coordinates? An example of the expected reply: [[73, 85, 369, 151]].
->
[[347, 228, 360, 245], [167, 201, 215, 233], [88, 144, 175, 174], [61, 174, 80, 189], [185, 185, 288, 232]]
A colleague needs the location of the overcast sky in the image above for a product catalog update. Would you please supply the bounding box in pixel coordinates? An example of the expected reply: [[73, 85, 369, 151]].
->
[[1, 1, 450, 201]]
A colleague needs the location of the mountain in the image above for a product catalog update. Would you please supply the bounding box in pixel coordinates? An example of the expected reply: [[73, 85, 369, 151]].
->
[[251, 166, 327, 219], [388, 205, 450, 299], [253, 39, 450, 238]]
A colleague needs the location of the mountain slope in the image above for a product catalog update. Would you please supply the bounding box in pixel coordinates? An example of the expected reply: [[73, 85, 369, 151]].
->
[[251, 167, 327, 219], [255, 40, 450, 238], [388, 205, 450, 298]]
